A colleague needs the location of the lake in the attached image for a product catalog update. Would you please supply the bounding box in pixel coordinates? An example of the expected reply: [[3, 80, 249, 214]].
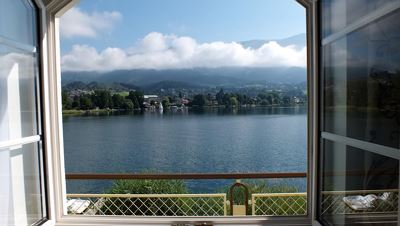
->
[[63, 107, 307, 193]]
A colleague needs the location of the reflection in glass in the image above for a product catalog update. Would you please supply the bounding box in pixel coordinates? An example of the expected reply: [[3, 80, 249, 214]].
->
[[0, 45, 38, 142], [320, 2, 400, 225], [0, 142, 43, 225], [320, 140, 399, 225], [323, 9, 400, 149], [0, 0, 36, 46], [321, 0, 397, 38], [0, 0, 44, 225]]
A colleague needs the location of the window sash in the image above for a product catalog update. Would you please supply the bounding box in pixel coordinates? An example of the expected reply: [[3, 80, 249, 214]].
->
[[0, 0, 47, 224], [321, 1, 400, 46], [0, 135, 41, 149], [42, 0, 317, 225], [317, 0, 400, 225], [321, 132, 400, 160], [0, 35, 37, 53]]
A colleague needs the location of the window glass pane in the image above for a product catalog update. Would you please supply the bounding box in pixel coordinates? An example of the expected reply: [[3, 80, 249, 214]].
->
[[321, 0, 347, 38], [0, 0, 36, 46], [0, 45, 38, 142], [323, 9, 400, 149], [346, 0, 397, 26], [321, 0, 397, 38], [0, 142, 44, 225], [320, 140, 399, 225]]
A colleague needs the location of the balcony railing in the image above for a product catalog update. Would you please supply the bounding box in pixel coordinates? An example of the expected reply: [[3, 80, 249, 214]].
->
[[67, 193, 227, 216], [252, 192, 307, 216], [65, 173, 399, 217], [66, 172, 307, 216], [67, 190, 398, 216]]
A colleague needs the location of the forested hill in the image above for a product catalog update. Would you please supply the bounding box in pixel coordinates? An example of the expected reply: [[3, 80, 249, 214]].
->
[[62, 67, 306, 88]]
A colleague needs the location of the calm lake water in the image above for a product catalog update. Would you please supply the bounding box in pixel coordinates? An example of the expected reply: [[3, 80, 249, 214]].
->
[[63, 107, 307, 193]]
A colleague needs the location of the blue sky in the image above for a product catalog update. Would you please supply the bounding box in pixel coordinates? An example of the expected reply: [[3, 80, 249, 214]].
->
[[60, 0, 306, 71]]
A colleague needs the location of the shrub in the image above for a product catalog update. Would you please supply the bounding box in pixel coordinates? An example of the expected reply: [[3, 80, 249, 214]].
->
[[103, 179, 188, 216]]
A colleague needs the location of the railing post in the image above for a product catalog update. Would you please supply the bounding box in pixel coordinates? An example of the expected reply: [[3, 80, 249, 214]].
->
[[229, 180, 249, 216], [251, 195, 255, 216], [223, 195, 227, 216]]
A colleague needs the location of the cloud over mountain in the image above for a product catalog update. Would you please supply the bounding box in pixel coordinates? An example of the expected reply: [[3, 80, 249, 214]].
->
[[61, 32, 306, 71], [60, 8, 122, 38]]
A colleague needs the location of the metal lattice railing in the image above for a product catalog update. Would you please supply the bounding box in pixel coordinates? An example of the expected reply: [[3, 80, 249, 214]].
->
[[251, 192, 307, 216], [67, 189, 398, 217], [67, 193, 227, 216], [251, 189, 398, 216]]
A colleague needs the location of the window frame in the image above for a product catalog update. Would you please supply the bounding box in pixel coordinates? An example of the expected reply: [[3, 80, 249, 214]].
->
[[0, 0, 49, 225], [315, 0, 400, 225], [41, 0, 319, 225]]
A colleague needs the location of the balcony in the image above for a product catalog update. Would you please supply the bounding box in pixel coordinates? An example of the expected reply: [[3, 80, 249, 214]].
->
[[65, 172, 399, 218]]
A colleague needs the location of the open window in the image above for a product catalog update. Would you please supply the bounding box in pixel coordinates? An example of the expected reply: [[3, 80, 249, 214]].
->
[[317, 0, 400, 225], [56, 0, 313, 224], [4, 0, 400, 226], [0, 0, 47, 225]]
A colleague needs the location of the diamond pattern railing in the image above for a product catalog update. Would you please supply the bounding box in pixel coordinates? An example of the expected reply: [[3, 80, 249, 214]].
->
[[251, 189, 398, 216], [67, 189, 398, 217], [251, 192, 307, 216], [67, 193, 227, 216]]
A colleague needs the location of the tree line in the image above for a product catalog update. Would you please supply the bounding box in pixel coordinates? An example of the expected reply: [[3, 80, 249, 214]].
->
[[63, 88, 306, 111], [62, 90, 144, 110], [190, 89, 305, 107]]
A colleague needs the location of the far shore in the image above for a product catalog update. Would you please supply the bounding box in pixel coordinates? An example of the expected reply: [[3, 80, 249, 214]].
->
[[62, 104, 307, 115]]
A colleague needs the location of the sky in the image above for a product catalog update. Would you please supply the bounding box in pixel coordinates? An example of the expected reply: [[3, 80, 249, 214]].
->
[[60, 0, 306, 71]]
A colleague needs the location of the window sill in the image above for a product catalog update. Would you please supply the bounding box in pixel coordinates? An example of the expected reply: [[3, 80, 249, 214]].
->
[[52, 216, 312, 226]]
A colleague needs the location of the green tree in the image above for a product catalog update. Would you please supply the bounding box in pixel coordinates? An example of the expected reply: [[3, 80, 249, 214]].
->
[[235, 94, 247, 105], [206, 93, 213, 102], [257, 93, 268, 100], [168, 96, 176, 103], [216, 88, 224, 105], [122, 99, 134, 110], [92, 90, 112, 109], [127, 91, 144, 109], [112, 94, 125, 109], [282, 96, 291, 105], [62, 90, 72, 109], [222, 93, 231, 106], [192, 94, 207, 107], [79, 95, 93, 110], [260, 99, 270, 106], [229, 96, 238, 107], [72, 96, 80, 109], [162, 98, 170, 108], [268, 92, 281, 105]]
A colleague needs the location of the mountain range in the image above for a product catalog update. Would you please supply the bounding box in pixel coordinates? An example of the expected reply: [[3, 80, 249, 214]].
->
[[62, 67, 306, 88], [62, 34, 307, 90]]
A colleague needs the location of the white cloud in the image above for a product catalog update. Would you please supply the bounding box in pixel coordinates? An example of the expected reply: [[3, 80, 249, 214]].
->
[[61, 32, 307, 71], [60, 7, 122, 38]]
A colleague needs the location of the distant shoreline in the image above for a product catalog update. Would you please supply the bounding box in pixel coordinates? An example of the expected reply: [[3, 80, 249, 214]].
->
[[62, 104, 308, 115]]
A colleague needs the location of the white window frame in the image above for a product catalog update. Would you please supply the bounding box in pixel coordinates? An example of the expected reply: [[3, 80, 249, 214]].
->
[[38, 0, 320, 225], [0, 0, 49, 225], [316, 0, 400, 225]]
